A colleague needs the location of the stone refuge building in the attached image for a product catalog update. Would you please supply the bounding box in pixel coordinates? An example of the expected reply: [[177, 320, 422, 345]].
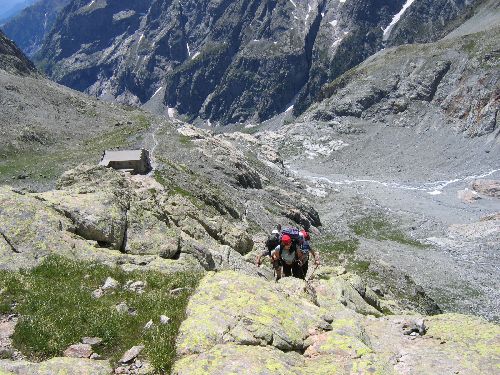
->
[[99, 149, 151, 174]]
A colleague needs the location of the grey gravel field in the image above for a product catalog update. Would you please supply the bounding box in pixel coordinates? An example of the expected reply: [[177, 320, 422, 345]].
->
[[281, 120, 500, 321]]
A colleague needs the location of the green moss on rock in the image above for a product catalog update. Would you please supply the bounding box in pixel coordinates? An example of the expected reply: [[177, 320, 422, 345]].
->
[[176, 271, 329, 356]]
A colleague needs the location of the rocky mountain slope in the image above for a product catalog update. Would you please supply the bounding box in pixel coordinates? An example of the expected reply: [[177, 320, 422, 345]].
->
[[1, 29, 322, 274], [1, 0, 482, 125], [0, 0, 35, 24], [0, 6, 499, 375], [1, 0, 70, 57], [0, 31, 36, 76]]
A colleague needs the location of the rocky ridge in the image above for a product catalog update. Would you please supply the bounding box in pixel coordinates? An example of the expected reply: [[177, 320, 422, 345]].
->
[[0, 159, 317, 279], [0, 30, 36, 76], [303, 25, 499, 138]]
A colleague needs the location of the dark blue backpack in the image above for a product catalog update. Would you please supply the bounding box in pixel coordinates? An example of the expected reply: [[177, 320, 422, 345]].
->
[[280, 227, 301, 245]]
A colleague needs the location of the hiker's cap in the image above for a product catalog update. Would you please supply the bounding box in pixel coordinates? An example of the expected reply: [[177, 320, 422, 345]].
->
[[271, 229, 279, 234], [281, 234, 292, 245]]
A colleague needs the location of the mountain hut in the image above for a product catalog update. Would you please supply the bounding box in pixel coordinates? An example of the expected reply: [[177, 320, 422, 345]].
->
[[99, 149, 151, 174]]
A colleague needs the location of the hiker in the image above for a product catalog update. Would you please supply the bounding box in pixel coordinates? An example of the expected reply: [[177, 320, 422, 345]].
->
[[271, 234, 304, 280], [299, 230, 320, 278], [256, 229, 282, 278]]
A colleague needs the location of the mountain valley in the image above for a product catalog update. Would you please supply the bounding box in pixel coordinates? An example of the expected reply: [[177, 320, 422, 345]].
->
[[0, 0, 499, 374]]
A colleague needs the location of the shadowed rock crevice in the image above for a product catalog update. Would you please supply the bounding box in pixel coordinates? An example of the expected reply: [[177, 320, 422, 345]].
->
[[425, 60, 451, 101], [0, 231, 19, 253]]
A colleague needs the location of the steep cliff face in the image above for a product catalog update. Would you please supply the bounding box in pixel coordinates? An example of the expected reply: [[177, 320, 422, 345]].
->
[[303, 23, 499, 138], [1, 0, 70, 57], [0, 0, 36, 24], [30, 0, 485, 125], [291, 0, 406, 115], [0, 29, 37, 75], [384, 0, 484, 46]]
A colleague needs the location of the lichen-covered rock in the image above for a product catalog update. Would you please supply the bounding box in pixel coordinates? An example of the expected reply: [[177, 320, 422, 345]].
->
[[362, 313, 500, 375], [425, 313, 500, 372], [37, 190, 127, 250], [197, 216, 253, 255], [0, 186, 104, 270], [56, 165, 131, 198], [0, 357, 112, 374], [304, 318, 372, 359], [173, 343, 302, 375], [0, 185, 235, 276], [0, 165, 264, 276], [175, 271, 330, 356], [125, 199, 180, 258], [313, 275, 383, 317], [174, 272, 499, 374]]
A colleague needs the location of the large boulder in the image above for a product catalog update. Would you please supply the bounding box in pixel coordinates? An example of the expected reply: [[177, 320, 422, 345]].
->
[[175, 271, 331, 356], [160, 190, 254, 256], [0, 186, 106, 270], [457, 188, 481, 203], [471, 179, 500, 198], [37, 190, 127, 250], [313, 273, 383, 317], [124, 195, 180, 258]]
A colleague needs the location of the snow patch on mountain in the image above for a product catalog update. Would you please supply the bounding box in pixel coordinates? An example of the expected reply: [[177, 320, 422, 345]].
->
[[383, 0, 416, 40]]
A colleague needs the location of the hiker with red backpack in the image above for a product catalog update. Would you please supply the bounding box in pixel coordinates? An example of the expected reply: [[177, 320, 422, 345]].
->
[[270, 228, 305, 280], [299, 230, 320, 278]]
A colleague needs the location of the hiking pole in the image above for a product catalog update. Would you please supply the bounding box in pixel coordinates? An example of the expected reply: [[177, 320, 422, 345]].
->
[[306, 263, 319, 282]]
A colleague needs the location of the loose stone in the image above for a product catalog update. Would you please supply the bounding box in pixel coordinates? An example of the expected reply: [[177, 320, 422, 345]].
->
[[119, 345, 144, 364], [102, 277, 120, 290], [63, 343, 93, 358]]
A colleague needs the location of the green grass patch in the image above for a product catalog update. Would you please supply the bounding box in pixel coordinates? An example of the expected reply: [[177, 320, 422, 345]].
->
[[178, 135, 193, 146], [153, 171, 192, 198], [347, 260, 371, 274], [318, 67, 361, 100], [0, 119, 151, 185], [157, 156, 191, 174], [239, 125, 261, 135], [0, 149, 77, 183], [350, 216, 428, 248], [0, 256, 202, 373], [153, 170, 203, 211], [462, 39, 476, 55], [315, 237, 360, 264]]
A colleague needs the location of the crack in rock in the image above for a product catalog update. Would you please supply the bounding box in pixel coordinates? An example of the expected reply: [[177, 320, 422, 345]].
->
[[0, 231, 19, 253]]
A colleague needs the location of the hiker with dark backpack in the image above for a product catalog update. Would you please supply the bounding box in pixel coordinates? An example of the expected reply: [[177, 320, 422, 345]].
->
[[271, 233, 304, 280], [256, 229, 282, 278], [299, 230, 320, 278]]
